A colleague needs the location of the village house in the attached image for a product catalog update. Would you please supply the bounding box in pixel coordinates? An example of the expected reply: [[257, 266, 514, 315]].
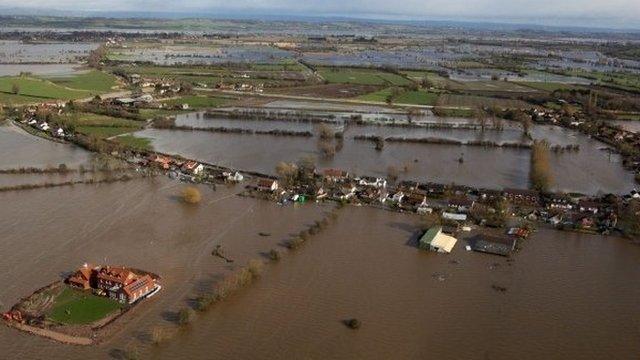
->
[[148, 154, 173, 170], [357, 176, 387, 189], [448, 197, 475, 213], [181, 161, 204, 175], [256, 178, 279, 192], [95, 266, 157, 304], [504, 188, 540, 206], [403, 190, 427, 210], [323, 168, 350, 182], [545, 194, 573, 211], [224, 171, 244, 182], [578, 200, 600, 214], [67, 264, 160, 304], [334, 184, 357, 201]]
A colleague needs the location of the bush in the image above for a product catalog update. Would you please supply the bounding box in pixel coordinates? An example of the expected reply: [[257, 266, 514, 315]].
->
[[268, 249, 281, 261], [247, 259, 264, 278], [178, 308, 195, 325], [151, 326, 174, 345], [344, 318, 361, 329], [182, 186, 202, 204]]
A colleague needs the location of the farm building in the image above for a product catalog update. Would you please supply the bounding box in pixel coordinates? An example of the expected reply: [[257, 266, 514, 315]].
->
[[419, 226, 458, 253], [470, 234, 517, 256]]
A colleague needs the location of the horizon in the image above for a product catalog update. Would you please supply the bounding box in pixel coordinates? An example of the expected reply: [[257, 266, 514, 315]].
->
[[0, 0, 639, 31]]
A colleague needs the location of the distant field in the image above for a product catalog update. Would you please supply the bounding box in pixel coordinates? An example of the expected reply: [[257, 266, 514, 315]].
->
[[401, 71, 454, 89], [47, 287, 122, 325], [515, 81, 582, 92], [162, 95, 229, 109], [438, 94, 533, 109], [319, 67, 412, 86], [447, 80, 537, 93]]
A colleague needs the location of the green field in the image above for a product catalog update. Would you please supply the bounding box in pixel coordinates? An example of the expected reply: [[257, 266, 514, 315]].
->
[[515, 81, 582, 92], [115, 135, 153, 150], [400, 71, 454, 88], [76, 126, 140, 138], [438, 94, 533, 109], [47, 287, 122, 325], [162, 95, 229, 109], [64, 113, 143, 128], [0, 76, 90, 103], [394, 90, 439, 105], [319, 67, 412, 86], [447, 80, 537, 93], [357, 87, 394, 102], [48, 70, 118, 93]]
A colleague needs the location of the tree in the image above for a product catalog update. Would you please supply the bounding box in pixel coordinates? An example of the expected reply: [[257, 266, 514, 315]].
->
[[275, 161, 298, 187], [11, 83, 19, 95], [181, 186, 202, 204], [530, 140, 553, 192]]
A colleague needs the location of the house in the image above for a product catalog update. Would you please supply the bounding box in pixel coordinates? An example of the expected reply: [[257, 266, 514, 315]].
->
[[67, 263, 95, 290], [182, 161, 204, 175], [96, 266, 157, 304], [546, 194, 573, 211], [403, 190, 427, 209], [470, 234, 517, 256], [442, 212, 468, 221], [357, 176, 387, 189], [448, 197, 475, 213], [224, 171, 244, 182], [323, 168, 349, 182], [578, 200, 600, 214], [504, 188, 539, 206], [149, 154, 173, 170], [39, 122, 50, 131], [335, 184, 357, 200], [67, 265, 160, 304], [55, 128, 65, 138], [389, 191, 404, 204], [418, 226, 458, 253], [257, 179, 279, 192]]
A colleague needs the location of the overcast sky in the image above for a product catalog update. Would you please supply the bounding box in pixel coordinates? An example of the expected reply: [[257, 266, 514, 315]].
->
[[1, 0, 639, 29]]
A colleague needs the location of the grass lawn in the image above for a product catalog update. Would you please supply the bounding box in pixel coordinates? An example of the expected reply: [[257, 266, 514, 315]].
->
[[318, 67, 411, 86], [0, 76, 90, 103], [515, 81, 582, 92], [438, 94, 533, 109], [48, 70, 118, 93], [394, 90, 439, 105], [64, 113, 143, 128], [162, 95, 228, 109], [357, 87, 394, 102], [76, 126, 140, 138], [114, 135, 153, 150], [47, 287, 122, 325]]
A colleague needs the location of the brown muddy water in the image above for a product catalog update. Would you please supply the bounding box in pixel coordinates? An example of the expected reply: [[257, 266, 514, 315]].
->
[[152, 207, 640, 360], [0, 124, 91, 170], [135, 119, 635, 194]]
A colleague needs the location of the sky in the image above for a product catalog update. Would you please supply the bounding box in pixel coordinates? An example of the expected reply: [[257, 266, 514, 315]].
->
[[1, 0, 639, 29]]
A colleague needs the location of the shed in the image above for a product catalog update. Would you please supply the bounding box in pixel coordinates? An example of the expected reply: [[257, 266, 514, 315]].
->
[[470, 235, 517, 256], [419, 226, 458, 254]]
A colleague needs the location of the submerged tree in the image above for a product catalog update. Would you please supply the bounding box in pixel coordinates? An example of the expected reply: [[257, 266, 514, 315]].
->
[[530, 140, 553, 192], [182, 186, 202, 204]]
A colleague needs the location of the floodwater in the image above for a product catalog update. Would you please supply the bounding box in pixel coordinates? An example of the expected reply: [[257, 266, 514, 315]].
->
[[0, 40, 98, 63], [0, 178, 328, 359], [0, 63, 88, 76], [0, 130, 638, 359], [135, 118, 636, 194], [0, 124, 91, 170], [152, 207, 640, 360]]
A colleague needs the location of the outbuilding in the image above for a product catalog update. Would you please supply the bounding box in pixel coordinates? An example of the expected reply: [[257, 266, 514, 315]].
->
[[419, 226, 458, 253]]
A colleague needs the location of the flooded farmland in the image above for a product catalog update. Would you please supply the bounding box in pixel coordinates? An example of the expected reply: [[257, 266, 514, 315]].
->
[[151, 207, 640, 360], [137, 114, 636, 194]]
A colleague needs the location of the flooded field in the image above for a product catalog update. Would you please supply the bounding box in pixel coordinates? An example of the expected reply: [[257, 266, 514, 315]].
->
[[152, 207, 640, 360], [0, 178, 328, 359], [0, 41, 98, 63], [0, 124, 91, 170], [136, 117, 636, 194], [0, 63, 88, 76], [110, 45, 293, 65]]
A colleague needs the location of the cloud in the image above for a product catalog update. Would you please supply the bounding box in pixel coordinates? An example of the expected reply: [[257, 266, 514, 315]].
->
[[1, 0, 638, 28]]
